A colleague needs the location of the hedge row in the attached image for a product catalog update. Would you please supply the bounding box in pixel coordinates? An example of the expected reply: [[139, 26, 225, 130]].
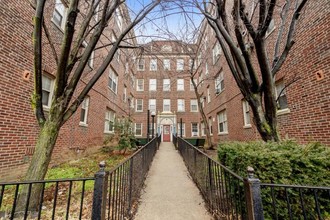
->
[[217, 140, 330, 219]]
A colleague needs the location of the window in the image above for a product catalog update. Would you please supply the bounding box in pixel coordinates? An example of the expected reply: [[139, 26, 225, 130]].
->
[[130, 96, 135, 109], [136, 79, 144, 91], [177, 59, 184, 71], [136, 99, 143, 112], [115, 8, 123, 31], [105, 109, 115, 133], [123, 86, 127, 102], [242, 100, 251, 127], [108, 69, 118, 93], [205, 63, 209, 75], [217, 110, 228, 134], [209, 117, 213, 135], [150, 59, 157, 71], [207, 87, 211, 103], [137, 59, 145, 71], [191, 123, 199, 137], [177, 123, 185, 137], [201, 122, 206, 136], [42, 74, 55, 108], [149, 79, 157, 91], [212, 42, 222, 64], [190, 79, 197, 91], [163, 99, 171, 112], [135, 123, 142, 136], [190, 99, 198, 112], [80, 97, 89, 125], [177, 99, 185, 112], [82, 41, 95, 68], [189, 59, 196, 70], [149, 99, 156, 112], [266, 19, 275, 36], [163, 79, 170, 91], [163, 59, 170, 70], [215, 71, 224, 94], [275, 80, 288, 110], [52, 0, 67, 29], [177, 79, 184, 91], [199, 73, 203, 86]]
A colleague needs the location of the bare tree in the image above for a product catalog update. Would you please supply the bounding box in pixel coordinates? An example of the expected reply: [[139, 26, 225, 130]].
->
[[18, 0, 160, 210], [195, 0, 308, 142]]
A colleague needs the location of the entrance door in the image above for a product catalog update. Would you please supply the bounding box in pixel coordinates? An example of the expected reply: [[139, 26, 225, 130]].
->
[[163, 125, 171, 142]]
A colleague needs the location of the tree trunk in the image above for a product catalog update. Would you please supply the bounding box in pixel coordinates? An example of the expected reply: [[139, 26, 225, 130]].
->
[[249, 94, 280, 142], [16, 119, 61, 212]]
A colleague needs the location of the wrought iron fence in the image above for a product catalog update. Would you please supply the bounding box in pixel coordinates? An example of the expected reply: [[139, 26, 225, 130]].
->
[[175, 135, 330, 220], [0, 177, 95, 219], [260, 183, 330, 220], [176, 136, 248, 219], [0, 135, 160, 220], [92, 135, 160, 220]]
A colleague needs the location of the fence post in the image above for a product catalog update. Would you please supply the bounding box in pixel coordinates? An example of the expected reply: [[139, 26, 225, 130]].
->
[[244, 166, 264, 220], [92, 161, 109, 220]]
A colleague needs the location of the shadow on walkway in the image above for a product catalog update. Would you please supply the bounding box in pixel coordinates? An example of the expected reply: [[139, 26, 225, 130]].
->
[[134, 142, 212, 220]]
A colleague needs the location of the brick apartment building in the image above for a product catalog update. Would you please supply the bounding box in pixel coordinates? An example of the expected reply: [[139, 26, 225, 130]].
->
[[0, 0, 329, 180], [0, 0, 137, 180], [194, 0, 330, 145]]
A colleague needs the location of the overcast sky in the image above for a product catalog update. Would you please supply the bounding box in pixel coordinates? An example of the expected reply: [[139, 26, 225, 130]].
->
[[126, 0, 203, 44]]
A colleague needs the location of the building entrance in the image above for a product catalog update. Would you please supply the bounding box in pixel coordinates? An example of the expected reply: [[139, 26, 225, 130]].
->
[[163, 125, 171, 142]]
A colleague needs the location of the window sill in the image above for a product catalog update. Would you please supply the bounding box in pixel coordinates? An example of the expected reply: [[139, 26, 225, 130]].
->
[[79, 122, 88, 127], [43, 106, 50, 112], [277, 108, 290, 116], [104, 131, 114, 134], [136, 110, 143, 113], [265, 27, 276, 38], [243, 125, 252, 129], [215, 89, 224, 96], [218, 132, 228, 136], [135, 134, 142, 137]]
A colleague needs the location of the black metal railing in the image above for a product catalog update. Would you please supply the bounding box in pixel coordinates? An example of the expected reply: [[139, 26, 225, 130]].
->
[[0, 177, 95, 219], [92, 135, 160, 220], [0, 135, 160, 220], [260, 183, 330, 220], [176, 136, 249, 219], [175, 135, 330, 220]]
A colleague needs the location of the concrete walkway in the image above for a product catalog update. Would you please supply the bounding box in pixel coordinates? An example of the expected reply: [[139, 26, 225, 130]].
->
[[134, 142, 212, 220]]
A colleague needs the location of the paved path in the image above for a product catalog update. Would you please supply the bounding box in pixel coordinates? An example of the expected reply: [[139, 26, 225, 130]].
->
[[134, 142, 212, 220]]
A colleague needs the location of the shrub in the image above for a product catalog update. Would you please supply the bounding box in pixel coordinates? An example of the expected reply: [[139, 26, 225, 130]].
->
[[218, 140, 330, 219]]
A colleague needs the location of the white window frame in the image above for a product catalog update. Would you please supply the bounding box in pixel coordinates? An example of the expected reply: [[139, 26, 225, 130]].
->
[[108, 69, 118, 94], [201, 122, 206, 136], [149, 99, 156, 112], [191, 123, 199, 137], [136, 79, 144, 91], [42, 74, 55, 109], [115, 8, 123, 31], [177, 99, 185, 112], [212, 42, 222, 64], [177, 59, 184, 71], [123, 86, 127, 102], [266, 19, 275, 37], [52, 0, 67, 30], [190, 79, 197, 91], [275, 80, 289, 113], [209, 117, 213, 135], [79, 97, 89, 126], [242, 100, 251, 127], [135, 123, 142, 136], [163, 79, 170, 91], [104, 109, 115, 133], [163, 99, 171, 112], [177, 79, 184, 91], [163, 59, 170, 70], [215, 71, 224, 94], [217, 110, 228, 134], [137, 58, 145, 71], [150, 59, 157, 71], [177, 123, 185, 137], [149, 79, 157, 91], [136, 99, 143, 112], [190, 99, 198, 112]]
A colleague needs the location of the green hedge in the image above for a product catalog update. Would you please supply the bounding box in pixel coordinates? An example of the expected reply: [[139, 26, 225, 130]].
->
[[218, 140, 330, 219]]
